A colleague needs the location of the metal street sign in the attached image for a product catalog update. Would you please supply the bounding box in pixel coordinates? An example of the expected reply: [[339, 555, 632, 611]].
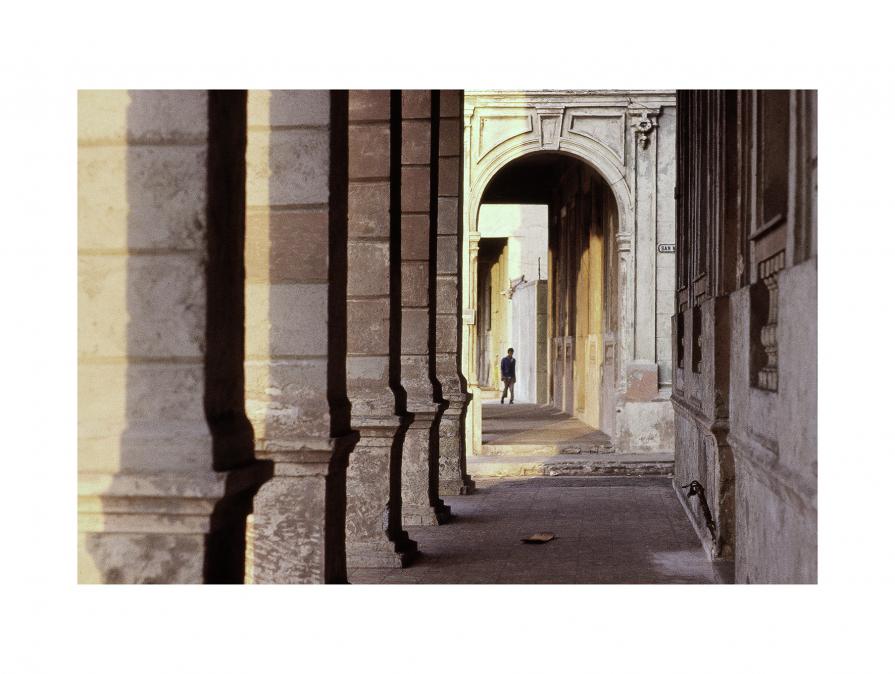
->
[[657, 243, 676, 253]]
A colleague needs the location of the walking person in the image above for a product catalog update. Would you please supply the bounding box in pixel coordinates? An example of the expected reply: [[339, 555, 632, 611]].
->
[[500, 347, 516, 404]]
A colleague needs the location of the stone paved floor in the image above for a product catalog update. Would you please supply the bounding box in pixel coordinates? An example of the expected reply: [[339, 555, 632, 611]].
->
[[481, 402, 612, 450], [348, 476, 727, 584]]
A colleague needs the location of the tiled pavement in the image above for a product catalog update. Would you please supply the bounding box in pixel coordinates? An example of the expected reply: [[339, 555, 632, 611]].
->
[[348, 476, 729, 584]]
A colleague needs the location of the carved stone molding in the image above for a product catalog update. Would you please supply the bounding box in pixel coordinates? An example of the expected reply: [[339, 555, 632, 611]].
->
[[476, 112, 533, 162], [757, 250, 785, 391], [536, 106, 563, 150], [628, 110, 659, 149], [566, 108, 627, 165]]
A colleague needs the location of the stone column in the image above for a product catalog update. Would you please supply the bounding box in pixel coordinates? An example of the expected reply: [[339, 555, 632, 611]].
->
[[399, 90, 452, 525], [243, 91, 357, 584], [460, 101, 481, 456], [465, 233, 483, 455], [345, 90, 418, 567], [436, 90, 475, 495], [78, 90, 266, 583]]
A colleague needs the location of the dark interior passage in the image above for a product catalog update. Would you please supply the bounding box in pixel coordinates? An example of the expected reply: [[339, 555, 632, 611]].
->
[[475, 152, 620, 436]]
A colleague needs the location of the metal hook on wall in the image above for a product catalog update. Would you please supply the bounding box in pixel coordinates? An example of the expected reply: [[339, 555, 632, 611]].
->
[[681, 480, 717, 545]]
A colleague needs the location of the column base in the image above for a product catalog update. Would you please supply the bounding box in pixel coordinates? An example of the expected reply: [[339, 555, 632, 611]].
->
[[248, 434, 357, 584], [78, 461, 270, 584], [439, 476, 476, 496], [347, 536, 419, 569], [439, 477, 464, 496], [345, 415, 418, 569], [437, 392, 476, 496], [402, 502, 452, 526]]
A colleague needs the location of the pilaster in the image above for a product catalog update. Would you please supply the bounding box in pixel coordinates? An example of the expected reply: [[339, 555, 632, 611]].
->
[[630, 107, 660, 364]]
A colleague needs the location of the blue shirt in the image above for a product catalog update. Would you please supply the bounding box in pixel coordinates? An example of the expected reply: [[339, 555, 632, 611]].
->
[[500, 356, 516, 379]]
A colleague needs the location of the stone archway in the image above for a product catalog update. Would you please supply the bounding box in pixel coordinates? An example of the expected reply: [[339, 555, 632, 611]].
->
[[475, 152, 618, 424], [461, 91, 677, 457]]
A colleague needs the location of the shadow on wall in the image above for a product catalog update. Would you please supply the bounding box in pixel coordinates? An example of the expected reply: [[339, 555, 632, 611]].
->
[[202, 90, 267, 581], [387, 89, 412, 544]]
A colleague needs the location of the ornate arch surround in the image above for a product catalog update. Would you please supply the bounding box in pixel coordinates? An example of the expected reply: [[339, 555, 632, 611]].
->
[[467, 114, 636, 234]]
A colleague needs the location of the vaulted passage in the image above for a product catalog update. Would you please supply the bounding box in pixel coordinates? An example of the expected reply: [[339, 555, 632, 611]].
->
[[77, 89, 815, 585], [471, 153, 620, 456]]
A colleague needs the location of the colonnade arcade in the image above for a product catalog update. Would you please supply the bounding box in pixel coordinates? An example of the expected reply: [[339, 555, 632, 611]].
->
[[78, 90, 475, 583]]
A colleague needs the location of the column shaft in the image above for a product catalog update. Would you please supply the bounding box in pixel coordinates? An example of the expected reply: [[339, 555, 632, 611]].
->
[[243, 90, 356, 584], [435, 90, 475, 494], [78, 90, 266, 583], [345, 90, 417, 568], [399, 90, 451, 525]]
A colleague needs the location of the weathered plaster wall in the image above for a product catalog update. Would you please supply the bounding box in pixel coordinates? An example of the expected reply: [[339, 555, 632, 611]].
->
[[475, 238, 509, 391], [509, 279, 548, 403], [549, 161, 609, 429], [474, 204, 548, 402], [729, 259, 817, 582], [673, 296, 735, 558], [655, 106, 677, 386], [673, 90, 817, 582], [478, 204, 549, 283]]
